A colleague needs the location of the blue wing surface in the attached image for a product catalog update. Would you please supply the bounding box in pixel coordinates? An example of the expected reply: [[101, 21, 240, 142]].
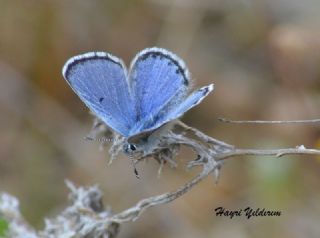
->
[[128, 47, 191, 135], [166, 84, 214, 120], [129, 48, 190, 122], [133, 84, 214, 135], [62, 52, 136, 137]]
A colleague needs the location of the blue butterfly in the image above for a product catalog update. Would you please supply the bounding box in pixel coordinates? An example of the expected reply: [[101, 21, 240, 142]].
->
[[62, 47, 213, 147]]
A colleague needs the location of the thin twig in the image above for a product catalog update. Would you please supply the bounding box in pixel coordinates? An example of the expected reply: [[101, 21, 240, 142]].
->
[[109, 159, 217, 223], [218, 118, 320, 124], [177, 120, 233, 148], [215, 147, 320, 161]]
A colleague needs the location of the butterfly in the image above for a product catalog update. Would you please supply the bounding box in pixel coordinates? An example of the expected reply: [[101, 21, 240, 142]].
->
[[62, 47, 214, 152]]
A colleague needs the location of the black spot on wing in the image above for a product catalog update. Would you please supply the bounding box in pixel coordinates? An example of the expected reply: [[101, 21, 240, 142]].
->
[[139, 51, 189, 86], [64, 53, 122, 81], [99, 97, 104, 103]]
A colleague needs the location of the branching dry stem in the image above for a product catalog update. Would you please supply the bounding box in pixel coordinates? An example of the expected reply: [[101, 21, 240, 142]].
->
[[1, 121, 319, 237]]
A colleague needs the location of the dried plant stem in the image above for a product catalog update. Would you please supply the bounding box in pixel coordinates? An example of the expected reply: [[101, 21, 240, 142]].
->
[[176, 120, 233, 148], [1, 123, 320, 237], [215, 147, 320, 161], [109, 159, 216, 223], [108, 146, 320, 225], [219, 117, 320, 124]]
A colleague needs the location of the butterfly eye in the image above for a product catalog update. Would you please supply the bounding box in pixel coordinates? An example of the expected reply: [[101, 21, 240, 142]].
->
[[129, 144, 137, 151], [123, 143, 138, 154]]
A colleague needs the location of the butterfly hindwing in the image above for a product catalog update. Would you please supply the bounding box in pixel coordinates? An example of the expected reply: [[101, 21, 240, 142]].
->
[[136, 84, 214, 134], [167, 84, 214, 120], [62, 52, 136, 137]]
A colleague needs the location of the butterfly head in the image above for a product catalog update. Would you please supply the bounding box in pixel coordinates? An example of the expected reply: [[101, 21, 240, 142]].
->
[[123, 142, 145, 157], [122, 133, 157, 157]]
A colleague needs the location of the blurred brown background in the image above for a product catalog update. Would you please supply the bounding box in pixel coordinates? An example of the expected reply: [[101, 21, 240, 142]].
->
[[1, 0, 320, 237]]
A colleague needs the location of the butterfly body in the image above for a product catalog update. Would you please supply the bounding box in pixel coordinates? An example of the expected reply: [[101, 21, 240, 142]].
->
[[62, 47, 214, 142]]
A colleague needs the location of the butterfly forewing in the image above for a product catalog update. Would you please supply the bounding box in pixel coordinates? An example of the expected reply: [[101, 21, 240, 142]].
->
[[63, 52, 136, 137]]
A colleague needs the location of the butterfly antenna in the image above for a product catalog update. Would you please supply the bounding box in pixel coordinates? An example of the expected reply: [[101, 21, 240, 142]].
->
[[84, 136, 95, 141], [84, 136, 114, 143], [129, 155, 140, 179]]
